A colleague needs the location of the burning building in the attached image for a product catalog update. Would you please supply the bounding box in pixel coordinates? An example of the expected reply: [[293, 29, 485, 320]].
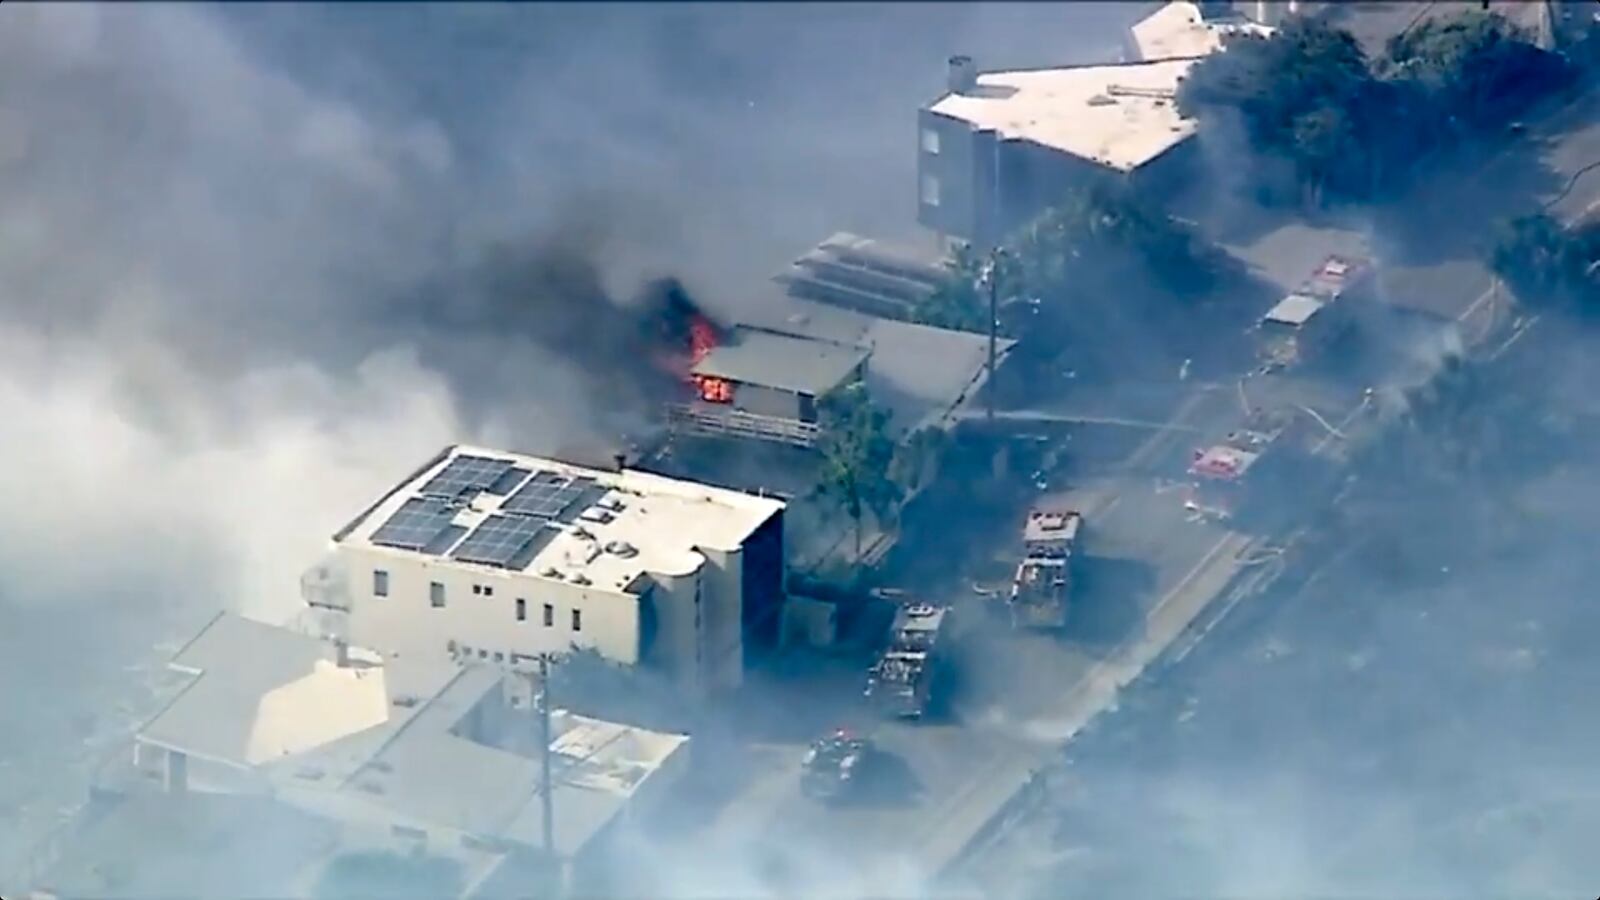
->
[[669, 324, 870, 449]]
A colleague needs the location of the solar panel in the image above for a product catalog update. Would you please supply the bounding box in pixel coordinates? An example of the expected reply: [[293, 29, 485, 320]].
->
[[502, 474, 601, 520], [371, 497, 463, 552], [451, 514, 553, 567], [420, 455, 516, 499], [487, 466, 533, 496]]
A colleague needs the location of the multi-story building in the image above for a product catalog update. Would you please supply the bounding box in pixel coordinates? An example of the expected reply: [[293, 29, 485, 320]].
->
[[917, 2, 1284, 250], [302, 445, 786, 697], [918, 55, 1206, 250]]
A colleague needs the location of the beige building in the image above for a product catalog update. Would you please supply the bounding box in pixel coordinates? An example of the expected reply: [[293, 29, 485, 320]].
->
[[93, 613, 692, 897], [302, 445, 786, 697]]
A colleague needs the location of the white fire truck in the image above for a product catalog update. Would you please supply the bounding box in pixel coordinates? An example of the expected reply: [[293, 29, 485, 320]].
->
[[1008, 507, 1081, 630], [864, 603, 948, 719]]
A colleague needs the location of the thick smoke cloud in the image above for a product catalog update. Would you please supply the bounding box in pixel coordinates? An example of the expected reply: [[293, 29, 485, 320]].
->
[[0, 0, 1142, 890]]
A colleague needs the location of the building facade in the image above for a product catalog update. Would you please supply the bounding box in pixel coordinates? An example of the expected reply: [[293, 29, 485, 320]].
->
[[669, 325, 869, 449], [917, 56, 1204, 249], [303, 446, 786, 697]]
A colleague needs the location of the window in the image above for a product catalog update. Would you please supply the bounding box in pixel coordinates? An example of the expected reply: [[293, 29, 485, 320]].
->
[[483, 585, 493, 597], [571, 608, 583, 632], [430, 582, 445, 608], [373, 570, 389, 598], [516, 598, 527, 622], [543, 603, 554, 627], [921, 127, 941, 155], [471, 585, 481, 596], [921, 173, 941, 207]]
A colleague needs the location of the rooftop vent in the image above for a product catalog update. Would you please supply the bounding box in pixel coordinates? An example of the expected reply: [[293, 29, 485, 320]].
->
[[604, 540, 639, 559], [571, 574, 593, 586], [947, 55, 978, 95], [597, 496, 626, 513], [542, 566, 566, 580], [578, 507, 614, 525]]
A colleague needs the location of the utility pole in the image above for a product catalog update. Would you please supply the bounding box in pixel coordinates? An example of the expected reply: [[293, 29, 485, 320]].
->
[[986, 250, 1002, 426], [536, 654, 555, 861]]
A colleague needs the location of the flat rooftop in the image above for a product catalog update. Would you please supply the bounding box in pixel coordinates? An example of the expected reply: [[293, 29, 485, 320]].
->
[[1263, 293, 1327, 327], [691, 325, 867, 396], [1130, 1, 1274, 61], [135, 614, 689, 860], [337, 445, 785, 592], [927, 58, 1200, 173]]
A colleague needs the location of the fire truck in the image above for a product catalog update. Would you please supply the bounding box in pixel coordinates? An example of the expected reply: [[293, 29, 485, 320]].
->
[[864, 603, 948, 719], [1184, 413, 1289, 521], [1254, 255, 1369, 372], [1008, 507, 1081, 630]]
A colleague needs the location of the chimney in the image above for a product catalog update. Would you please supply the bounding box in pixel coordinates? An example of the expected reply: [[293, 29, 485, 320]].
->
[[613, 452, 627, 473], [334, 639, 350, 668], [947, 55, 978, 96]]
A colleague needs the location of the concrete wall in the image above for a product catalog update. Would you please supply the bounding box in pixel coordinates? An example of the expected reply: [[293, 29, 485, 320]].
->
[[919, 94, 1204, 249], [333, 545, 644, 667]]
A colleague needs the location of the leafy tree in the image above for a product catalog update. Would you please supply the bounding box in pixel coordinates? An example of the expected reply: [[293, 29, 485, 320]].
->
[[1179, 12, 1569, 208], [815, 381, 902, 560], [1385, 11, 1573, 132], [915, 242, 988, 332], [1179, 18, 1385, 205], [1489, 213, 1600, 309]]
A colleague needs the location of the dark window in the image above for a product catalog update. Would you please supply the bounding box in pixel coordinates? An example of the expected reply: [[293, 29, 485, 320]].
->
[[373, 570, 389, 597], [472, 585, 481, 596], [430, 582, 445, 608], [543, 603, 554, 627], [516, 598, 527, 622], [483, 585, 494, 597], [572, 608, 582, 632]]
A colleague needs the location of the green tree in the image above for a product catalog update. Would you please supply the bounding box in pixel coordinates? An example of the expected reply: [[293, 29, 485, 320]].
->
[[815, 381, 902, 560], [915, 242, 989, 332], [1385, 11, 1572, 132], [1179, 18, 1379, 195], [1490, 213, 1600, 309]]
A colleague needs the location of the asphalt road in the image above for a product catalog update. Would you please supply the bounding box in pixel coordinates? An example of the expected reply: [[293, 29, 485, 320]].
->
[[968, 349, 1600, 899], [637, 376, 1270, 894]]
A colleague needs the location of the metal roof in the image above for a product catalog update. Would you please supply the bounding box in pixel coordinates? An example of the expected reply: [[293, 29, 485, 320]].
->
[[1263, 293, 1327, 327], [691, 326, 868, 396], [738, 294, 1016, 436]]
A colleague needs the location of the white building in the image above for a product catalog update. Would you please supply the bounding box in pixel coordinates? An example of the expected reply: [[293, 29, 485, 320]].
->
[[101, 613, 692, 896], [1127, 1, 1276, 62], [302, 445, 787, 697], [918, 56, 1204, 248]]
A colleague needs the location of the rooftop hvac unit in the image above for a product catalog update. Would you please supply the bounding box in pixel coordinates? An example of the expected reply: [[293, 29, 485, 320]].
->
[[605, 540, 639, 559]]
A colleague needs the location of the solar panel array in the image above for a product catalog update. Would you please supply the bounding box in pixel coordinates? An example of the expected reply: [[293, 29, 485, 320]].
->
[[368, 454, 613, 569], [503, 473, 600, 520], [420, 454, 518, 499], [450, 514, 552, 568], [370, 497, 468, 554]]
